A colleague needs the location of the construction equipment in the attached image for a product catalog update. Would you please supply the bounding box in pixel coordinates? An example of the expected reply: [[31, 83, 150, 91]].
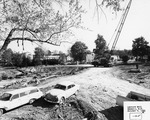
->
[[92, 0, 132, 67], [111, 0, 132, 51], [110, 0, 132, 52]]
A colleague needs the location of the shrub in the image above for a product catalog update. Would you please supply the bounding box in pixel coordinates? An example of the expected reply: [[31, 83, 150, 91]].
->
[[42, 59, 60, 65], [1, 72, 8, 80], [122, 55, 129, 63]]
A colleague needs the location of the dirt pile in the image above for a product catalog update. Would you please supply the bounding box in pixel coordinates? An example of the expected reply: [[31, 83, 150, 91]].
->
[[0, 96, 100, 120], [1, 65, 150, 120], [109, 65, 150, 89], [0, 66, 87, 90]]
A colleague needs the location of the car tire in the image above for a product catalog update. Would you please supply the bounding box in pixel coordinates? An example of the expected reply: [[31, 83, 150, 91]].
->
[[60, 97, 65, 104], [0, 109, 4, 116], [29, 99, 35, 104]]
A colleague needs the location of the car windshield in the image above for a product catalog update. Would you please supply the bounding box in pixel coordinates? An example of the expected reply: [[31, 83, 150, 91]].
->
[[0, 93, 12, 101], [54, 84, 66, 90]]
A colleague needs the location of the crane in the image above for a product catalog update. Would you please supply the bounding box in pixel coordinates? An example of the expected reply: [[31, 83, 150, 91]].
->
[[92, 0, 132, 67], [110, 0, 132, 53]]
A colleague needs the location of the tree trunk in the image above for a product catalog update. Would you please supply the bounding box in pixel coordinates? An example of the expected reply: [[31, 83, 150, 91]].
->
[[0, 28, 16, 57], [0, 39, 11, 56]]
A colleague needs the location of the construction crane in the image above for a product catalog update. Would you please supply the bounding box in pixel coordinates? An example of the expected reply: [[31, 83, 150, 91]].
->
[[92, 0, 132, 67], [110, 0, 132, 53]]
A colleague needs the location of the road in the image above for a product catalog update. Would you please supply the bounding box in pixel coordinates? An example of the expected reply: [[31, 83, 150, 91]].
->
[[1, 67, 150, 120]]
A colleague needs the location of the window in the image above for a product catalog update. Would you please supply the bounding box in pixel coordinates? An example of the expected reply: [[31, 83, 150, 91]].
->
[[68, 85, 72, 89], [20, 92, 28, 97], [29, 89, 38, 94], [68, 84, 75, 89], [11, 94, 19, 100], [0, 93, 11, 101], [54, 84, 66, 90]]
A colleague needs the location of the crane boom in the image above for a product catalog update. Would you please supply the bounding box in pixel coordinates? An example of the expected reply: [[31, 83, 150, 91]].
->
[[111, 0, 132, 52]]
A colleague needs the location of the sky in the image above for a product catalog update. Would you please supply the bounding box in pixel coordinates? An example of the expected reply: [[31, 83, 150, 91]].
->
[[8, 0, 150, 54]]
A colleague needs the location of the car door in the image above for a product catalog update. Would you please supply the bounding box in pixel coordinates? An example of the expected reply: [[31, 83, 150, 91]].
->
[[65, 85, 71, 98], [66, 85, 75, 97], [70, 84, 76, 94], [20, 91, 29, 105], [28, 88, 40, 99], [9, 94, 21, 110]]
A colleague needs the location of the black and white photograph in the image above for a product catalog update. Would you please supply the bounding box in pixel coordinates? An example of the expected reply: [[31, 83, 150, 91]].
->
[[0, 0, 150, 120]]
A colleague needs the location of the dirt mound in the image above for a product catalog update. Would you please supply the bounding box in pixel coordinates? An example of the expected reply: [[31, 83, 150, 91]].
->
[[0, 66, 87, 90], [1, 96, 101, 120], [109, 65, 150, 89]]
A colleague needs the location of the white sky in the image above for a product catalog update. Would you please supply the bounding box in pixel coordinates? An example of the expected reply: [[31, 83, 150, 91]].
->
[[8, 0, 150, 54]]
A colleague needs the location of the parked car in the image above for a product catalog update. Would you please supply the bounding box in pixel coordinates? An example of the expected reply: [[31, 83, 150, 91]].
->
[[44, 81, 79, 104], [0, 86, 44, 116]]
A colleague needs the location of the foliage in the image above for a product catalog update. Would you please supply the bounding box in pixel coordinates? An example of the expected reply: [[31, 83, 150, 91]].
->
[[1, 48, 13, 66], [0, 0, 84, 56], [86, 50, 92, 54], [132, 37, 149, 59], [71, 41, 88, 62], [21, 54, 32, 67], [121, 55, 129, 63], [101, 0, 125, 11], [44, 50, 51, 56], [12, 52, 23, 67], [113, 49, 132, 59], [33, 47, 44, 65], [42, 59, 60, 65], [59, 52, 67, 64], [93, 34, 108, 59], [1, 72, 8, 80]]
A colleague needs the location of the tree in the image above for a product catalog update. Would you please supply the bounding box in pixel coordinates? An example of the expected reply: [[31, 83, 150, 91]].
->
[[97, 0, 124, 11], [0, 0, 126, 57], [0, 0, 84, 56], [1, 48, 13, 66], [93, 34, 108, 59], [12, 52, 23, 67], [33, 47, 44, 65], [113, 49, 132, 60], [71, 41, 88, 62], [59, 51, 67, 64], [132, 37, 149, 60], [45, 50, 51, 56], [122, 55, 129, 63], [21, 54, 32, 67]]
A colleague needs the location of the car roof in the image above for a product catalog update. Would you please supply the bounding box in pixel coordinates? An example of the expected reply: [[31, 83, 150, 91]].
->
[[57, 81, 74, 86], [5, 87, 38, 95]]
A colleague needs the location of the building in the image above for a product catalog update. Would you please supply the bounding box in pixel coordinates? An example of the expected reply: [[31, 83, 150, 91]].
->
[[86, 53, 95, 63]]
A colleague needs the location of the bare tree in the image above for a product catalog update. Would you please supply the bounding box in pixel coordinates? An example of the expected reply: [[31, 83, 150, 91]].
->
[[0, 0, 84, 55]]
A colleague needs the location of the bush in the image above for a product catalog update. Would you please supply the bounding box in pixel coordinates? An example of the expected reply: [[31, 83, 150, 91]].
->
[[100, 58, 109, 65], [1, 72, 8, 80], [122, 55, 129, 63], [42, 59, 60, 65]]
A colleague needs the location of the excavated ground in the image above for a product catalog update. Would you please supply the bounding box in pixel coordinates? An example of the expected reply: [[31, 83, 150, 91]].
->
[[0, 64, 150, 120]]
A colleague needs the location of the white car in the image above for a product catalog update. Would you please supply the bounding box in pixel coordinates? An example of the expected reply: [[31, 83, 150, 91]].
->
[[0, 86, 44, 116], [44, 81, 80, 104]]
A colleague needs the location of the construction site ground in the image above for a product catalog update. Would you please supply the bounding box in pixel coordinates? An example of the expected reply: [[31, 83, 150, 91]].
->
[[0, 64, 150, 120]]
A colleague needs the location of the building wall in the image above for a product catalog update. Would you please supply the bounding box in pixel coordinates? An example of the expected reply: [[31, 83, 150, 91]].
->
[[86, 53, 95, 63]]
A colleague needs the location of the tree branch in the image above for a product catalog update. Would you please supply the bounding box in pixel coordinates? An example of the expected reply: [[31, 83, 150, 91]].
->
[[9, 37, 60, 46]]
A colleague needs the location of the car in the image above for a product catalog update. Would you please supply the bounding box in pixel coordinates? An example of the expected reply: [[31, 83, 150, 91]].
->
[[0, 86, 44, 116], [44, 81, 79, 104]]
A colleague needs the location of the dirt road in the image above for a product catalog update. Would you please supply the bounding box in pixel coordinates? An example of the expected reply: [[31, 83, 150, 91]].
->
[[1, 67, 150, 120]]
